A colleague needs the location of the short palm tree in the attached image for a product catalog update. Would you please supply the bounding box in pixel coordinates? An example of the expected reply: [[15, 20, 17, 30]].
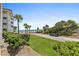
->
[[23, 23, 28, 34], [14, 14, 23, 34], [37, 27, 40, 33], [28, 25, 31, 33], [13, 26, 17, 32]]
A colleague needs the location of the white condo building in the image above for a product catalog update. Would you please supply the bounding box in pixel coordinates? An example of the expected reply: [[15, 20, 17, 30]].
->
[[2, 8, 14, 32]]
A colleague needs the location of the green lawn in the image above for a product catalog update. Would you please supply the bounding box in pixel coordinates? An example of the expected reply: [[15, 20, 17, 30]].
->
[[29, 35, 60, 56], [29, 35, 79, 56]]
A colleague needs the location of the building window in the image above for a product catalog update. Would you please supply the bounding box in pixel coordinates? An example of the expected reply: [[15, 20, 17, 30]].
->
[[11, 22, 13, 24], [3, 23, 7, 25], [3, 29, 7, 31], [3, 17, 7, 19], [11, 25, 13, 27]]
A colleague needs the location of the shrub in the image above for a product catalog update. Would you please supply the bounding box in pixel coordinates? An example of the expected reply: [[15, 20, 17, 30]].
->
[[3, 32, 30, 54], [52, 42, 79, 56], [19, 34, 30, 42], [48, 20, 79, 36]]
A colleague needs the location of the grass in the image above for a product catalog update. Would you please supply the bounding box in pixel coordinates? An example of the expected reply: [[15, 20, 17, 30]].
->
[[29, 35, 79, 56], [29, 35, 61, 56]]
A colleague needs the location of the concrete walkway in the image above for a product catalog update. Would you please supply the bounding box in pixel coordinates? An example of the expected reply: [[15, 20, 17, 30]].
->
[[16, 46, 40, 56], [31, 33, 79, 42]]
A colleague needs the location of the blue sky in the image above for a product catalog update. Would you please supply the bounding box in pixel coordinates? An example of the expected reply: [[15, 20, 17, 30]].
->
[[3, 3, 79, 30]]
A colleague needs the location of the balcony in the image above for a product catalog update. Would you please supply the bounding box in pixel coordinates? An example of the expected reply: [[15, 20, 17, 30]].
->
[[3, 28, 7, 31], [11, 25, 13, 28], [3, 17, 7, 19], [11, 22, 13, 24], [3, 23, 7, 25]]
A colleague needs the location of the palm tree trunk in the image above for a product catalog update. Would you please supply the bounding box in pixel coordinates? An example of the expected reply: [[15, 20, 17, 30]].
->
[[17, 19, 19, 34], [25, 29, 26, 34], [29, 28, 30, 34], [27, 28, 29, 34]]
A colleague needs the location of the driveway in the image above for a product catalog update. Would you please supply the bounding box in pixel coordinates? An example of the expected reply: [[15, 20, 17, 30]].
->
[[31, 33, 79, 42]]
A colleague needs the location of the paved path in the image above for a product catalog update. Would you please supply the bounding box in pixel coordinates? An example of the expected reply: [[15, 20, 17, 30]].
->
[[16, 46, 40, 56], [31, 33, 79, 42]]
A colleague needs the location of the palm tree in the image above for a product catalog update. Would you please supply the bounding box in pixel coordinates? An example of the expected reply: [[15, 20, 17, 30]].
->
[[23, 23, 28, 34], [28, 25, 31, 33], [14, 14, 23, 34], [13, 26, 17, 32], [37, 27, 40, 33], [45, 24, 49, 28]]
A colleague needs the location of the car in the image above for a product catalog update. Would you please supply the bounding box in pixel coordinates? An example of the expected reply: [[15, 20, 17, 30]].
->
[[49, 33, 59, 37]]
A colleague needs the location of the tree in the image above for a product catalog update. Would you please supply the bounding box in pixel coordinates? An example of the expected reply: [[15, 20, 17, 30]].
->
[[67, 20, 78, 30], [50, 20, 79, 36], [45, 25, 49, 28], [43, 24, 49, 34], [14, 14, 23, 34], [78, 24, 79, 28], [23, 23, 28, 34], [37, 27, 39, 32], [37, 27, 41, 33], [13, 26, 17, 32], [28, 25, 31, 33]]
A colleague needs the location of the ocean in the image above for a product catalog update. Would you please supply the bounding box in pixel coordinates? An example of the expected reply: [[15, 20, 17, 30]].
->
[[20, 30, 37, 33]]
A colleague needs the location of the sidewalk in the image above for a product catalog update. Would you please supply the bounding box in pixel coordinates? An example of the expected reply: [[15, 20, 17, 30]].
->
[[16, 46, 40, 56]]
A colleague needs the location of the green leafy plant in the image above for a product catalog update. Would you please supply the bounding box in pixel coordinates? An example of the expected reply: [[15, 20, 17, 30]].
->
[[3, 32, 30, 56]]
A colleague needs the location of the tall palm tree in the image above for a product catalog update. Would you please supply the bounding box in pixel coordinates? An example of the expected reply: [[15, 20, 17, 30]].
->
[[23, 23, 28, 34], [14, 14, 23, 34]]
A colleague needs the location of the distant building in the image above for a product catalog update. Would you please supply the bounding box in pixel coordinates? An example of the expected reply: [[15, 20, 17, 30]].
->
[[2, 8, 14, 32]]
